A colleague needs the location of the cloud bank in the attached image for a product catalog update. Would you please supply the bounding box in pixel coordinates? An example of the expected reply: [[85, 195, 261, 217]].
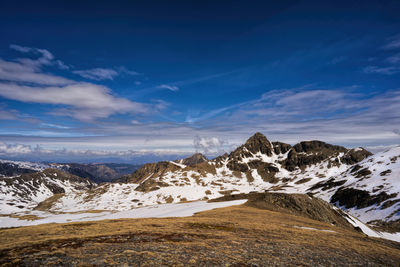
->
[[0, 45, 154, 121]]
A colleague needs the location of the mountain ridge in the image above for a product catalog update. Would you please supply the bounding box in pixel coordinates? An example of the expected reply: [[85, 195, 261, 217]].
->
[[1, 132, 399, 235]]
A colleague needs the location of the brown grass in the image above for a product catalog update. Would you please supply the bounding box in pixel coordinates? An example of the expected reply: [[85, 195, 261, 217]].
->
[[0, 205, 399, 266], [34, 193, 65, 211]]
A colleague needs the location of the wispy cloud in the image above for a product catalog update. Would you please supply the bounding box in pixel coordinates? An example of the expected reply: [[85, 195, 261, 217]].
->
[[0, 106, 18, 120], [10, 44, 68, 70], [386, 53, 400, 64], [156, 84, 179, 91], [73, 68, 119, 80], [363, 65, 400, 75], [328, 56, 346, 65], [73, 66, 140, 81], [382, 34, 400, 50], [40, 123, 71, 129]]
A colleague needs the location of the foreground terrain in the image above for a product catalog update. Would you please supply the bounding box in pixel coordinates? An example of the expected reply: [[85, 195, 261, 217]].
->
[[1, 201, 400, 266]]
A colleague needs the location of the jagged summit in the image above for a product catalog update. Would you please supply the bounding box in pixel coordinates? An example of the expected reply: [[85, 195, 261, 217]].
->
[[181, 153, 208, 166], [230, 132, 273, 158], [244, 132, 272, 153]]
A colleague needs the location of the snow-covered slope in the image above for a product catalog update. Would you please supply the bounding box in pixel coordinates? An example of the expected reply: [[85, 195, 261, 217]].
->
[[309, 146, 400, 223], [46, 134, 373, 213], [0, 159, 48, 178], [0, 169, 95, 213], [1, 133, 399, 234]]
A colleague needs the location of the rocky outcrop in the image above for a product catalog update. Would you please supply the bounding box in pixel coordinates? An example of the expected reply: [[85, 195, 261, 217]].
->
[[272, 141, 292, 154], [340, 148, 372, 165], [280, 141, 347, 171], [210, 192, 353, 229], [181, 153, 208, 166], [331, 188, 397, 209], [125, 161, 182, 184]]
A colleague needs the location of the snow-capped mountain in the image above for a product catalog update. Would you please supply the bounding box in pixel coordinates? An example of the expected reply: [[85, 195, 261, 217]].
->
[[0, 159, 140, 183], [0, 159, 48, 178], [0, 169, 95, 213], [309, 146, 400, 223], [50, 163, 141, 183], [1, 132, 399, 230]]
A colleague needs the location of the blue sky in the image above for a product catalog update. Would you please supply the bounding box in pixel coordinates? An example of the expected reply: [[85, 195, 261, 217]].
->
[[0, 0, 400, 163]]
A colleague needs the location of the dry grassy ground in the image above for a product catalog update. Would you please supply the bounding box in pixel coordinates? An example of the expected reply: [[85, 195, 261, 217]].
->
[[1, 204, 400, 266]]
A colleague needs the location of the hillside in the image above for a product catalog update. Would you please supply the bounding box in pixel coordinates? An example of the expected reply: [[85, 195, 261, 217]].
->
[[0, 169, 95, 214], [1, 201, 400, 266]]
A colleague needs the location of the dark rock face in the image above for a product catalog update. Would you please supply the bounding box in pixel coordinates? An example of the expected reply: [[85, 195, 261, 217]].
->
[[280, 141, 351, 171], [354, 168, 372, 178], [181, 153, 208, 166], [0, 162, 37, 177], [272, 142, 292, 155], [227, 132, 273, 172], [350, 164, 363, 173], [293, 141, 347, 154], [308, 179, 347, 192], [380, 169, 392, 176], [247, 160, 280, 182], [227, 161, 249, 172], [340, 148, 372, 165], [243, 132, 273, 156], [331, 188, 397, 209]]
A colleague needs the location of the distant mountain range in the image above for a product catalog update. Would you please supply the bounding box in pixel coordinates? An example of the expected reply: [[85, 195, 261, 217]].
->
[[0, 160, 141, 183], [1, 132, 399, 233]]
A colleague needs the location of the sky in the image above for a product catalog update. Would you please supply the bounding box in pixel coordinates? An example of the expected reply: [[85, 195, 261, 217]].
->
[[0, 0, 400, 163]]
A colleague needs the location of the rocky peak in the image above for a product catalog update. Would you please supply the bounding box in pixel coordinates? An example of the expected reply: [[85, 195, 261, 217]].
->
[[293, 141, 347, 154], [181, 153, 208, 166], [243, 132, 273, 156]]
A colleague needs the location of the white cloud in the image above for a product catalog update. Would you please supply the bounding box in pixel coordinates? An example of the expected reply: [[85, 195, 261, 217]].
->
[[0, 59, 73, 85], [0, 142, 32, 154], [0, 45, 159, 122], [73, 68, 119, 81], [0, 141, 192, 163], [193, 135, 224, 154], [0, 82, 149, 121], [157, 84, 179, 91]]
